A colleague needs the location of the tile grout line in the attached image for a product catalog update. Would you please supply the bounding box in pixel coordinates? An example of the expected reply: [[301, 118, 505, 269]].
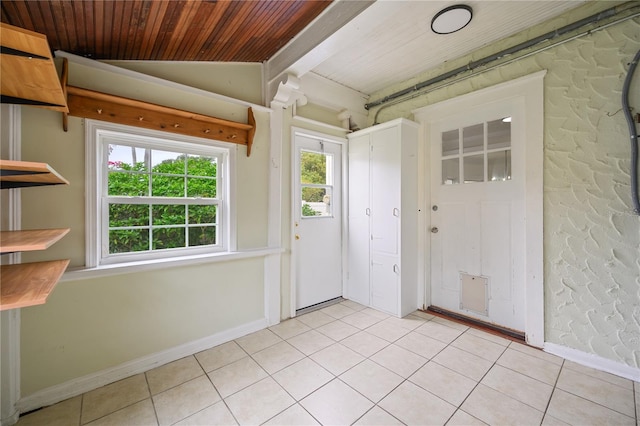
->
[[142, 370, 160, 426]]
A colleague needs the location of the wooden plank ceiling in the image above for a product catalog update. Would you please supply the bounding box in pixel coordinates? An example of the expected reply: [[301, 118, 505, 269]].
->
[[0, 0, 332, 62]]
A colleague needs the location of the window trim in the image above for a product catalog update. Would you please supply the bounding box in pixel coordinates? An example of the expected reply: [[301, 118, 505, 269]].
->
[[85, 120, 236, 268]]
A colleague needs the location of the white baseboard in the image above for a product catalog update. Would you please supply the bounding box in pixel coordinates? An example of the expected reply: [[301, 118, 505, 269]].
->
[[0, 411, 19, 426], [17, 318, 268, 414], [544, 342, 640, 382]]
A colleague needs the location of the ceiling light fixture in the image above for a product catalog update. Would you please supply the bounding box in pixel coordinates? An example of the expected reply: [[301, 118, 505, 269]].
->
[[431, 4, 473, 35]]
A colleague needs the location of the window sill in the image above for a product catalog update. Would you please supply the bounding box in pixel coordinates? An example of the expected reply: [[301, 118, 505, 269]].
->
[[62, 247, 284, 282]]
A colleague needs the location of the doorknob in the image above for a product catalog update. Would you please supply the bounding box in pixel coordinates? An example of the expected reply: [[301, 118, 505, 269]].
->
[[431, 227, 439, 233]]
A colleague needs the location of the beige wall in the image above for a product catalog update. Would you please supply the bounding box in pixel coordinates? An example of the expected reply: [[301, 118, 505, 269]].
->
[[368, 5, 640, 368], [18, 62, 271, 396], [103, 61, 264, 105]]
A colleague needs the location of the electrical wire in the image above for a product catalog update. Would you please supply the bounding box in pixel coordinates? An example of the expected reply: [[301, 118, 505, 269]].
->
[[622, 48, 640, 215]]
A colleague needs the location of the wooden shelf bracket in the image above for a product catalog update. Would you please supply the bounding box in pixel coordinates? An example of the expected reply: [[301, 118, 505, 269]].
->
[[60, 65, 257, 157]]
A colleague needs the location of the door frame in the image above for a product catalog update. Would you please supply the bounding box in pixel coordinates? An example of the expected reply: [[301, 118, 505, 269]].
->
[[413, 71, 546, 347], [290, 127, 348, 318]]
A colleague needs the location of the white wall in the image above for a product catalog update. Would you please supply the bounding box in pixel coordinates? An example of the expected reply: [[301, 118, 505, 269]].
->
[[368, 5, 640, 369]]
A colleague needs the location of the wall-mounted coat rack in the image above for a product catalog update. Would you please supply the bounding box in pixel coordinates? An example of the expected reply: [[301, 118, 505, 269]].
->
[[59, 59, 256, 156]]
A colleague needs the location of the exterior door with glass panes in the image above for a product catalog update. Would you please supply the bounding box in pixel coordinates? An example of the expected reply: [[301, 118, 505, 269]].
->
[[294, 133, 343, 310], [430, 101, 526, 332]]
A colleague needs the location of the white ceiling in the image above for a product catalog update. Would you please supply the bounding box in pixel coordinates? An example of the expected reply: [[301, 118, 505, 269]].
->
[[277, 0, 587, 97]]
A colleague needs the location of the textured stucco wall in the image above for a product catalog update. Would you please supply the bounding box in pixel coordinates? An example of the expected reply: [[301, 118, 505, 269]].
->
[[369, 6, 640, 368]]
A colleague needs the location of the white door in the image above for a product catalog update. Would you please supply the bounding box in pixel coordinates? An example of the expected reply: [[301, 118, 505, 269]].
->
[[430, 101, 526, 332], [294, 134, 343, 310]]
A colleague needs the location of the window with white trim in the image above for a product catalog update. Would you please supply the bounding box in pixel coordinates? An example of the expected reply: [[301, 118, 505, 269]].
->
[[86, 121, 234, 267]]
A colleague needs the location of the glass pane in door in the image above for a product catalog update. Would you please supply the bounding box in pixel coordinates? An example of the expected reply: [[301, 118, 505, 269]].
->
[[442, 158, 460, 185]]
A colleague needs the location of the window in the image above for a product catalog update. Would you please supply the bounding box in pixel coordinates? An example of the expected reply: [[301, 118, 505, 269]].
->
[[86, 121, 234, 267], [441, 117, 511, 184], [299, 149, 334, 218]]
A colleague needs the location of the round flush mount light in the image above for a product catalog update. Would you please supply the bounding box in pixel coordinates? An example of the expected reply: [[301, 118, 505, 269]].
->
[[431, 4, 473, 35]]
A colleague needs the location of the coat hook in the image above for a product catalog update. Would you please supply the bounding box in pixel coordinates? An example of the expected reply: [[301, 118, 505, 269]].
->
[[174, 123, 180, 128], [138, 116, 144, 121], [97, 108, 102, 114], [204, 129, 211, 134]]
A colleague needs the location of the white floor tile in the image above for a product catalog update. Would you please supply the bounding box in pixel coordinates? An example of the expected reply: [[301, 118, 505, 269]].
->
[[446, 409, 487, 425], [410, 361, 477, 406], [84, 399, 157, 426], [432, 346, 493, 381], [146, 356, 204, 395], [251, 341, 305, 374], [546, 388, 635, 426], [556, 367, 636, 417], [563, 360, 634, 389], [195, 341, 247, 373], [481, 364, 553, 411], [272, 358, 334, 400], [234, 329, 282, 354], [341, 311, 384, 329], [508, 341, 564, 366], [354, 406, 404, 425], [415, 321, 465, 344], [81, 374, 150, 424], [263, 404, 320, 425], [383, 315, 426, 330], [174, 400, 237, 426], [321, 303, 357, 319], [370, 344, 428, 378], [207, 356, 268, 398], [365, 321, 411, 342], [152, 375, 220, 426], [296, 310, 336, 329], [497, 347, 562, 385], [316, 320, 360, 341], [450, 333, 507, 362], [310, 343, 365, 375], [340, 299, 368, 311], [287, 329, 335, 355], [269, 318, 312, 340], [340, 331, 390, 357], [461, 384, 544, 426], [464, 328, 511, 346], [16, 396, 82, 426], [300, 379, 374, 426], [379, 380, 456, 426], [340, 359, 404, 403], [225, 377, 295, 425], [395, 331, 448, 359]]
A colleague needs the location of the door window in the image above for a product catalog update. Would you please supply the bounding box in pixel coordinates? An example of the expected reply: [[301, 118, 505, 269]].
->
[[442, 117, 511, 184], [300, 149, 334, 217]]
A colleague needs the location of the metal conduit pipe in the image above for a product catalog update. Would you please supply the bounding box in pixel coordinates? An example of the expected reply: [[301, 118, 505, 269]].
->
[[365, 2, 636, 111], [622, 48, 640, 215]]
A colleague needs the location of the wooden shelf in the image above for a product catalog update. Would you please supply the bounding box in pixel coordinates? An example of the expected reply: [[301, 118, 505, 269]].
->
[[0, 23, 68, 112], [0, 159, 69, 189], [0, 259, 70, 311], [0, 229, 70, 253]]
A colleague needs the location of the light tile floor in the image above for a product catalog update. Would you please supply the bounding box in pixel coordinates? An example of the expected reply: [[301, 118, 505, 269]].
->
[[17, 300, 640, 426]]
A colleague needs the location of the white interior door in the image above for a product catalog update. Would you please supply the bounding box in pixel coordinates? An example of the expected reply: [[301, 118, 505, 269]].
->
[[430, 101, 526, 332], [294, 134, 343, 310]]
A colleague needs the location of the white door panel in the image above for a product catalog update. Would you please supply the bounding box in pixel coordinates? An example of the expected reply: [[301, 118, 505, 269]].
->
[[347, 134, 370, 305], [294, 134, 343, 310], [371, 253, 399, 315], [370, 127, 400, 256], [430, 101, 525, 332]]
